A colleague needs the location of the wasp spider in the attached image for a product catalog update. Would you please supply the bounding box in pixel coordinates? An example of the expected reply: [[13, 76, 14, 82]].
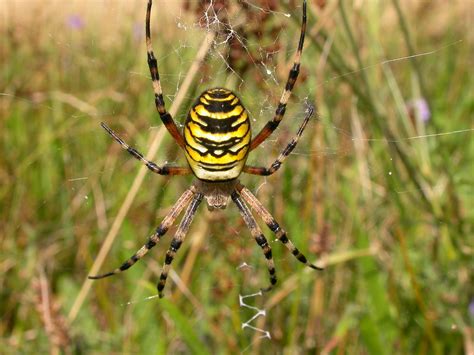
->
[[89, 0, 321, 298]]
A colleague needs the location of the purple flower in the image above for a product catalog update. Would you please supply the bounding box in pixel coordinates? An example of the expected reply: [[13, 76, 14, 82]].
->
[[406, 98, 431, 123], [66, 14, 85, 30], [469, 299, 474, 318], [133, 22, 144, 42]]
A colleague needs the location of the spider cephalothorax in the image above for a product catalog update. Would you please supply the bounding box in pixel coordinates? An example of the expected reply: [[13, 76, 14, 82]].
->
[[89, 0, 321, 298]]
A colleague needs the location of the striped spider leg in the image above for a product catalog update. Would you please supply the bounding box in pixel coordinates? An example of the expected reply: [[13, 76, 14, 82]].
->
[[236, 183, 323, 271], [230, 104, 318, 292], [146, 0, 186, 149], [231, 191, 277, 292], [244, 104, 314, 176], [89, 186, 197, 281], [249, 0, 308, 151], [100, 122, 191, 176], [157, 192, 203, 297]]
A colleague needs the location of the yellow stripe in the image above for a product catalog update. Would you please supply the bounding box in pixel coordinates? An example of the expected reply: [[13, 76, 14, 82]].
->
[[184, 125, 251, 165], [184, 127, 207, 153], [231, 111, 248, 127], [208, 88, 231, 94], [200, 96, 210, 105], [229, 134, 251, 153], [190, 108, 248, 128], [184, 127, 207, 152], [185, 145, 206, 162], [194, 104, 244, 119], [204, 93, 235, 102], [190, 109, 208, 126], [185, 144, 249, 165], [187, 121, 250, 143]]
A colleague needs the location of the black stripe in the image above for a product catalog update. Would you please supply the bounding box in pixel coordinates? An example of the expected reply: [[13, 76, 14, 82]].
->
[[297, 254, 308, 263], [196, 142, 249, 157], [199, 100, 239, 114], [185, 140, 249, 159], [189, 110, 248, 133], [156, 225, 167, 235], [255, 235, 267, 247], [193, 135, 244, 149], [264, 248, 273, 260], [206, 145, 249, 158], [147, 54, 159, 81], [120, 257, 136, 271], [285, 65, 300, 91], [198, 159, 239, 167], [187, 123, 249, 147], [154, 94, 166, 108], [184, 146, 241, 167], [128, 147, 144, 160], [147, 161, 160, 172], [146, 240, 156, 249], [205, 88, 233, 99], [275, 104, 286, 117], [190, 118, 248, 135], [270, 161, 281, 170], [268, 221, 279, 232], [197, 164, 237, 172], [170, 239, 182, 252], [164, 252, 173, 265], [185, 142, 231, 160]]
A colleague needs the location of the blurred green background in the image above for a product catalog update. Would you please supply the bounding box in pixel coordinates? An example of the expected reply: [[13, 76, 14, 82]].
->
[[1, 0, 472, 353]]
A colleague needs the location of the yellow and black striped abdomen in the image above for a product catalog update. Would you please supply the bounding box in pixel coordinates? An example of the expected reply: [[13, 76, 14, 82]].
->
[[184, 88, 251, 181]]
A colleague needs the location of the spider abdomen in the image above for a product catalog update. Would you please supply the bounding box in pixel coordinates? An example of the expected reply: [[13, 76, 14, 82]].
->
[[184, 88, 251, 181]]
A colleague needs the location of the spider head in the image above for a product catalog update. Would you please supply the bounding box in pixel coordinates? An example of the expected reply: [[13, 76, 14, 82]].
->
[[194, 179, 237, 210]]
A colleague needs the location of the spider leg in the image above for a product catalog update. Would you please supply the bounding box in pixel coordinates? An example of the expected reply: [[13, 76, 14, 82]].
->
[[231, 191, 277, 292], [236, 183, 323, 270], [157, 192, 203, 298], [250, 0, 307, 151], [88, 187, 196, 280], [101, 122, 191, 176], [244, 104, 314, 176], [146, 0, 186, 149]]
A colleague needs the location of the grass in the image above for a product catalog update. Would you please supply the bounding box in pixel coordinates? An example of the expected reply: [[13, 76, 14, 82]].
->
[[1, 0, 473, 353]]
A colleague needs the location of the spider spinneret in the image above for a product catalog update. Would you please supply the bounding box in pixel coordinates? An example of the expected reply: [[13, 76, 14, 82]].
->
[[89, 0, 322, 298]]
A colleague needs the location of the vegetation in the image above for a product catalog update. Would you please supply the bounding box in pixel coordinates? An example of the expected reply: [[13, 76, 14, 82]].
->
[[1, 0, 472, 353]]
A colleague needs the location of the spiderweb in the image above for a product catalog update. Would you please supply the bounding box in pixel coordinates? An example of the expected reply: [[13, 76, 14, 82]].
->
[[1, 0, 472, 353]]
